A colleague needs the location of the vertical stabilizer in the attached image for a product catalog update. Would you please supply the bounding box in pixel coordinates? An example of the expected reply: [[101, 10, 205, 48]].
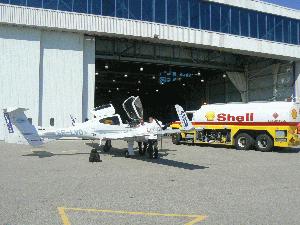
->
[[3, 108, 43, 146], [175, 105, 194, 131]]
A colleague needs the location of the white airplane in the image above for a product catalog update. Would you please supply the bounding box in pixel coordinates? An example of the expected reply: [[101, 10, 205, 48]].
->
[[2, 97, 186, 159]]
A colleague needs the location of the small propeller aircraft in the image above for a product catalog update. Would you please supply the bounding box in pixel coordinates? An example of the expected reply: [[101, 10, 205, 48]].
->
[[3, 97, 185, 159]]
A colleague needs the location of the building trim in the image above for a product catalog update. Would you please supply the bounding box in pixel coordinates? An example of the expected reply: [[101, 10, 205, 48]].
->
[[0, 3, 299, 60]]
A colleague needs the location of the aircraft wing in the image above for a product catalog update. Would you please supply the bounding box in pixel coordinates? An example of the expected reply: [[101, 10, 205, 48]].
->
[[157, 129, 180, 135], [97, 132, 149, 141], [156, 129, 181, 138]]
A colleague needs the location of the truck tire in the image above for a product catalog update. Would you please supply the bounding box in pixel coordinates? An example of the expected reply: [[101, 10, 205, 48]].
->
[[172, 133, 181, 145], [234, 133, 254, 150], [255, 134, 273, 152]]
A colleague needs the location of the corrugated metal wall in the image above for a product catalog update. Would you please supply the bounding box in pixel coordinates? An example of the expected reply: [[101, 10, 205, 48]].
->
[[82, 36, 95, 122], [208, 77, 241, 104], [248, 62, 294, 101], [0, 25, 41, 140], [195, 62, 293, 105], [0, 24, 95, 140], [41, 31, 84, 128], [295, 62, 300, 100]]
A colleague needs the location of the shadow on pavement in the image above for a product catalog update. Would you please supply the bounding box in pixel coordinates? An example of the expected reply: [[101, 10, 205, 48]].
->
[[186, 143, 300, 154], [273, 148, 300, 153], [86, 143, 208, 170], [22, 151, 90, 158]]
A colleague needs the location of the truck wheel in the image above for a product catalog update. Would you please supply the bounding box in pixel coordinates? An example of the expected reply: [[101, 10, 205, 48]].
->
[[172, 133, 181, 145], [235, 133, 254, 150], [255, 134, 273, 152]]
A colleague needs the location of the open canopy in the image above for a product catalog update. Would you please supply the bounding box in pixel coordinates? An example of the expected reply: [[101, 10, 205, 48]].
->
[[122, 96, 143, 121]]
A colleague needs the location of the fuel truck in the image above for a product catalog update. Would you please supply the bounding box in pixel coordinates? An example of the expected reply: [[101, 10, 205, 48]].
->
[[171, 101, 300, 152]]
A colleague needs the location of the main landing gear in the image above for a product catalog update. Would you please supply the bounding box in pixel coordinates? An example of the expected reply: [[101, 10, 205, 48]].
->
[[89, 140, 111, 163], [89, 149, 102, 162], [103, 140, 112, 152], [125, 141, 159, 159]]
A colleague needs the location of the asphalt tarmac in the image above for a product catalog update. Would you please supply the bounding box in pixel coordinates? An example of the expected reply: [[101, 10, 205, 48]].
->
[[0, 139, 299, 225]]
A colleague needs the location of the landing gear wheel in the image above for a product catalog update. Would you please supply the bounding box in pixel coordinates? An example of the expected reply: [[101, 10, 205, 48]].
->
[[147, 145, 154, 159], [153, 148, 158, 159], [138, 143, 146, 156], [125, 150, 131, 158], [138, 147, 146, 156], [103, 140, 112, 152], [89, 149, 101, 162], [255, 134, 273, 152], [234, 133, 254, 151], [172, 133, 182, 145]]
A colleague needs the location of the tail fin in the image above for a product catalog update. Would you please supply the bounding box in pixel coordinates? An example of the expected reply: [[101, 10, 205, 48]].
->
[[3, 108, 43, 146], [175, 105, 194, 131]]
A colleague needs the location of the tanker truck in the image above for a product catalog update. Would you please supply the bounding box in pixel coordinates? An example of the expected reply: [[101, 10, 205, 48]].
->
[[171, 101, 300, 152]]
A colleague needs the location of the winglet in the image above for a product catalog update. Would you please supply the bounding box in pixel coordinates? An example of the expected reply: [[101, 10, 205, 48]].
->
[[175, 105, 194, 131]]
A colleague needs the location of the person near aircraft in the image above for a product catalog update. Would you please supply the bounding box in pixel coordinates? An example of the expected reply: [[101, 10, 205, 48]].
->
[[146, 116, 162, 159], [137, 118, 148, 155]]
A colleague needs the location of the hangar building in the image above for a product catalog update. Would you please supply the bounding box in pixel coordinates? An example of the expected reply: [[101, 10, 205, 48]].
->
[[0, 0, 300, 140]]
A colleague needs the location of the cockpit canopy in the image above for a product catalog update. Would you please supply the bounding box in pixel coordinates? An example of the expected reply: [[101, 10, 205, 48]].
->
[[122, 96, 143, 121]]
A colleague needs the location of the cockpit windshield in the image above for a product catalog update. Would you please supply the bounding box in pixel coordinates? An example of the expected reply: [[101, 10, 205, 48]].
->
[[99, 115, 121, 125], [122, 96, 143, 121]]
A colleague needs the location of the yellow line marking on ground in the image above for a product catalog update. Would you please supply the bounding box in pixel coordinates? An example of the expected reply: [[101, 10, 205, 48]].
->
[[57, 207, 71, 225], [58, 207, 207, 225], [185, 215, 207, 225]]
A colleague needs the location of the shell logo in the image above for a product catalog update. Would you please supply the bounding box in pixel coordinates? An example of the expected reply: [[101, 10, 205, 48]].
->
[[291, 109, 298, 120], [205, 112, 215, 121]]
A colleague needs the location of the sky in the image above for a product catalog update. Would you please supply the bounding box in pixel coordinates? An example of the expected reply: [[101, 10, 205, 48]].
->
[[262, 0, 300, 10]]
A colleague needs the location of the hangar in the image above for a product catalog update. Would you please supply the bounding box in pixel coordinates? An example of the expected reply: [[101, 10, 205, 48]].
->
[[0, 0, 300, 140]]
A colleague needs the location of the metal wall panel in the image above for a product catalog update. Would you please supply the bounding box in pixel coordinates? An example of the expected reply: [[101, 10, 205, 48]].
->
[[295, 62, 300, 100], [41, 31, 84, 128], [0, 3, 299, 60], [248, 62, 294, 101], [0, 25, 41, 140], [0, 24, 95, 139], [82, 36, 95, 121]]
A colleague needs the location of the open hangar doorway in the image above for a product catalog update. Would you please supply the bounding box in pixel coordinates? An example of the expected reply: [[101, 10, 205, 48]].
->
[[94, 37, 293, 123], [95, 59, 213, 122]]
